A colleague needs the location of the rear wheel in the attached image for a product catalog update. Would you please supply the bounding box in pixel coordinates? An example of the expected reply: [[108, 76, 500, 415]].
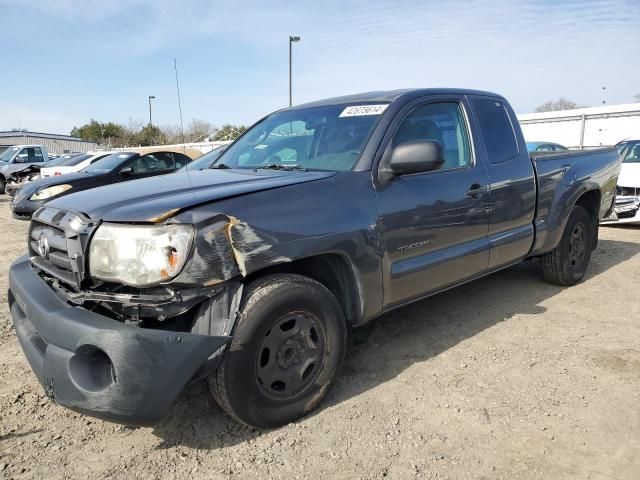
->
[[0, 176, 5, 194], [541, 205, 594, 286], [209, 274, 347, 428]]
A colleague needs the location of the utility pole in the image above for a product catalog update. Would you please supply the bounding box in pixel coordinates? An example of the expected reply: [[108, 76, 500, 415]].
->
[[289, 36, 300, 107], [148, 95, 156, 126]]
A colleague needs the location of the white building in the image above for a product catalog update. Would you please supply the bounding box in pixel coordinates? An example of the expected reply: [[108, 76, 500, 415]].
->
[[518, 103, 640, 149]]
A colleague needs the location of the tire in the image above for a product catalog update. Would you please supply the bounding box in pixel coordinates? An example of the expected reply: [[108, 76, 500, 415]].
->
[[0, 176, 5, 195], [209, 273, 347, 428], [541, 205, 594, 286]]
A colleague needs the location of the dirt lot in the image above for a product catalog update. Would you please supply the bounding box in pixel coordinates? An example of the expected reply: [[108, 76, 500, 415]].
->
[[0, 197, 639, 480]]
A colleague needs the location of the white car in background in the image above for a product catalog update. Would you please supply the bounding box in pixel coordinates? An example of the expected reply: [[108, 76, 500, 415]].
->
[[40, 151, 112, 178], [602, 139, 640, 225]]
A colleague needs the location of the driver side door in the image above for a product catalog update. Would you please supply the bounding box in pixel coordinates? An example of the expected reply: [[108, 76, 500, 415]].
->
[[375, 96, 490, 307]]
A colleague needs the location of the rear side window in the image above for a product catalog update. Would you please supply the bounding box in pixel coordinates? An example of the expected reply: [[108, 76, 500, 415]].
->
[[473, 99, 518, 164]]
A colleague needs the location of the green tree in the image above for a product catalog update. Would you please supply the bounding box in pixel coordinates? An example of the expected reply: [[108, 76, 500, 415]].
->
[[213, 124, 247, 141], [71, 120, 125, 144], [133, 125, 166, 146]]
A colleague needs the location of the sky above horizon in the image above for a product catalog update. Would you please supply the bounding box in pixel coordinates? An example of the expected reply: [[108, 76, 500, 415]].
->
[[1, 0, 639, 135]]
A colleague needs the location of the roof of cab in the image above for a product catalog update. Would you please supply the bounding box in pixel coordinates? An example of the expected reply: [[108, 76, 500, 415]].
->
[[292, 88, 504, 109]]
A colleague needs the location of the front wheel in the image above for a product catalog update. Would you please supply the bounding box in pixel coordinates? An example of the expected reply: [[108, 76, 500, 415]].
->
[[541, 205, 594, 286], [0, 177, 5, 195], [209, 274, 347, 428]]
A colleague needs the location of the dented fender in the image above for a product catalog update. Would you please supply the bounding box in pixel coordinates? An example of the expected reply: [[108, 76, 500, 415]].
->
[[171, 214, 292, 286]]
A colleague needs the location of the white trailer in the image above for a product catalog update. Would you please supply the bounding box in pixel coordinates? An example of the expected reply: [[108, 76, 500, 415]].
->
[[518, 103, 640, 149]]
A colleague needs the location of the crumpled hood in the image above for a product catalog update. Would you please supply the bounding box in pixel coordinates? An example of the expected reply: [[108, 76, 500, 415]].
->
[[48, 169, 336, 222], [618, 163, 640, 188]]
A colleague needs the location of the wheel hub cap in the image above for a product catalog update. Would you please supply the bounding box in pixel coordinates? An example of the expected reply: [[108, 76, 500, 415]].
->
[[568, 223, 586, 267], [255, 313, 325, 398]]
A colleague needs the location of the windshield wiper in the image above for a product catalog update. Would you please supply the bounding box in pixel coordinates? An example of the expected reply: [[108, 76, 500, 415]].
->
[[211, 163, 230, 169], [258, 164, 307, 172]]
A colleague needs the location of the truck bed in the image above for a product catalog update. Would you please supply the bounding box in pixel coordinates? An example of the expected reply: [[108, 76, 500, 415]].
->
[[529, 148, 620, 256]]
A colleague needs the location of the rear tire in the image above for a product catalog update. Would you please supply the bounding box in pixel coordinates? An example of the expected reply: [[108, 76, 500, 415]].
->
[[0, 176, 5, 194], [541, 205, 594, 286], [209, 274, 347, 428]]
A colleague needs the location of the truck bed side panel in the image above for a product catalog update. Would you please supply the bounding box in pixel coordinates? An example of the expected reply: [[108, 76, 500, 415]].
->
[[530, 148, 620, 256]]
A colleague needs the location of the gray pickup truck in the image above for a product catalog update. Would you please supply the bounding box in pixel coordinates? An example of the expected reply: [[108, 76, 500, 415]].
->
[[0, 144, 50, 193], [9, 89, 621, 428]]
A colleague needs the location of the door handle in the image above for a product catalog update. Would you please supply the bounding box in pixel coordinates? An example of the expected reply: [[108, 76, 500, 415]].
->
[[466, 184, 488, 198]]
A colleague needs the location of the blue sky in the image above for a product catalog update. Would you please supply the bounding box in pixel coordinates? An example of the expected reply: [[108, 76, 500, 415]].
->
[[1, 0, 639, 134]]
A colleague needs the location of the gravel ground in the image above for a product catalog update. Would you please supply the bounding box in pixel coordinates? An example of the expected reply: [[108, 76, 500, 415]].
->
[[0, 195, 639, 479]]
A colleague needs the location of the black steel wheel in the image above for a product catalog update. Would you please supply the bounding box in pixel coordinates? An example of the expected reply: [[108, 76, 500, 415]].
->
[[255, 312, 326, 399], [541, 205, 594, 286], [209, 274, 347, 428]]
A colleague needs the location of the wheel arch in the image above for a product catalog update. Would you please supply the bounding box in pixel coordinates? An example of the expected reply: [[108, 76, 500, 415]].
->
[[243, 252, 363, 326]]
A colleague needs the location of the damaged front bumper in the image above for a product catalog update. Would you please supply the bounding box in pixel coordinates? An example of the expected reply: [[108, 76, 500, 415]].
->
[[8, 255, 231, 426], [601, 196, 640, 225]]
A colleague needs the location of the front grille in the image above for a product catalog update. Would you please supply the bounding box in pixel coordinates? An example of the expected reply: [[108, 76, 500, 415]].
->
[[28, 207, 96, 289]]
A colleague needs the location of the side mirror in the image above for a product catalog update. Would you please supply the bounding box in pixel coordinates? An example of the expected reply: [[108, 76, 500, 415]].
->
[[381, 140, 444, 181], [120, 166, 134, 176], [14, 156, 25, 163]]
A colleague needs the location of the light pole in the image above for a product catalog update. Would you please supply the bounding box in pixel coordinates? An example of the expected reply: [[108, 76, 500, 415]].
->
[[289, 36, 300, 107], [148, 95, 156, 127]]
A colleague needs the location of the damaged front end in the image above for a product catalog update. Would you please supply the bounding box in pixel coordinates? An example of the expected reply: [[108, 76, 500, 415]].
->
[[28, 207, 256, 339], [6, 165, 42, 196], [7, 206, 276, 425]]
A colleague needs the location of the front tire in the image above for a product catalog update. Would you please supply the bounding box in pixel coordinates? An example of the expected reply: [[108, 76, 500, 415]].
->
[[209, 274, 347, 428], [541, 205, 594, 286], [0, 176, 5, 194]]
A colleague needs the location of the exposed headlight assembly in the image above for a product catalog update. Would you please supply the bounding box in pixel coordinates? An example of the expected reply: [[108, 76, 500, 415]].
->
[[89, 223, 194, 287], [30, 184, 72, 200]]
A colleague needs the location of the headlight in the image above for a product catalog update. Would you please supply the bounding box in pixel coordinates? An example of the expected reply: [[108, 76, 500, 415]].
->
[[89, 223, 194, 286], [29, 184, 72, 200]]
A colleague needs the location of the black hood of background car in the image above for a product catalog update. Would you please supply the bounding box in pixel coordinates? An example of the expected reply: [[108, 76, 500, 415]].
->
[[48, 169, 337, 222], [17, 171, 105, 196]]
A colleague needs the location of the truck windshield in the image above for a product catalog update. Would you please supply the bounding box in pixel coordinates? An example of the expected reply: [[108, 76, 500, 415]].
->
[[621, 141, 640, 163], [0, 147, 19, 162], [212, 103, 389, 171]]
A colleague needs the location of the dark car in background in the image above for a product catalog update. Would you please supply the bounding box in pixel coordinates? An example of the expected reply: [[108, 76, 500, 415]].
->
[[10, 147, 201, 219]]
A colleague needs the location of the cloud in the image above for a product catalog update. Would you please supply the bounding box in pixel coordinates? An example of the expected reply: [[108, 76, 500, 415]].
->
[[1, 0, 639, 130]]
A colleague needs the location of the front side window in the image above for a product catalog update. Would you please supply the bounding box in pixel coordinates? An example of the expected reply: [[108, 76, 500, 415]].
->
[[392, 101, 472, 170], [622, 141, 640, 163], [214, 103, 387, 171], [473, 99, 518, 164], [16, 148, 32, 162], [128, 152, 175, 174]]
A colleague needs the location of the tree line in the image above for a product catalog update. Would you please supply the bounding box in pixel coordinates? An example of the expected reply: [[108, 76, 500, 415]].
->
[[70, 119, 247, 147]]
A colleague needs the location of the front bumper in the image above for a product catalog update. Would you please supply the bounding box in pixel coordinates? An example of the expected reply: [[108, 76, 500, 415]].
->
[[601, 196, 640, 225], [8, 255, 230, 426], [9, 195, 45, 220]]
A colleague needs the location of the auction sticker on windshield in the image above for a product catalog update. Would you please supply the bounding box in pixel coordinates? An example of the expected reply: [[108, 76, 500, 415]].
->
[[339, 104, 388, 117]]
